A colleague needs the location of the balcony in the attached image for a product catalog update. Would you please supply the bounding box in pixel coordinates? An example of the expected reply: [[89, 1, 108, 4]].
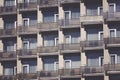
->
[[104, 12, 120, 21], [17, 73, 37, 80], [0, 6, 17, 15], [104, 64, 120, 74], [60, 19, 80, 29], [60, 43, 80, 53], [105, 37, 120, 47], [38, 22, 58, 32], [39, 70, 58, 77], [59, 68, 81, 78], [38, 46, 59, 55], [0, 51, 17, 60], [17, 49, 37, 58], [81, 40, 104, 50], [18, 25, 38, 35], [0, 75, 16, 80], [60, 0, 80, 4], [18, 2, 37, 11], [80, 16, 103, 25], [39, 0, 58, 8], [82, 66, 104, 76], [0, 29, 17, 37]]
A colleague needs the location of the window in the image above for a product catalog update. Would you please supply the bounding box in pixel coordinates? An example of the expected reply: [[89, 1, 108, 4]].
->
[[110, 54, 117, 64], [4, 0, 16, 6], [23, 0, 29, 3], [98, 31, 103, 40], [23, 41, 29, 49], [64, 11, 71, 20], [65, 35, 71, 44], [64, 60, 71, 69], [54, 14, 59, 22], [110, 29, 116, 37], [109, 3, 116, 12], [5, 41, 16, 51], [99, 56, 104, 66], [54, 37, 58, 46], [4, 22, 15, 29], [23, 18, 29, 27], [54, 62, 58, 70], [98, 6, 103, 15], [22, 65, 29, 73]]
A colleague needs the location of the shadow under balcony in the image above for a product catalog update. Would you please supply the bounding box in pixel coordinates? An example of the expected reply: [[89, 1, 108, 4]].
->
[[104, 64, 120, 74], [39, 0, 58, 8], [0, 51, 17, 61], [0, 29, 17, 38], [59, 68, 81, 78], [39, 70, 58, 79], [81, 40, 104, 51], [38, 22, 58, 32], [18, 2, 37, 12], [80, 15, 103, 25], [38, 46, 59, 56], [60, 43, 80, 53], [0, 75, 17, 80], [82, 66, 104, 76], [17, 49, 38, 58], [60, 19, 80, 29], [0, 6, 17, 15], [104, 37, 120, 47], [18, 25, 38, 35], [17, 73, 37, 80], [104, 12, 120, 22], [60, 0, 80, 4]]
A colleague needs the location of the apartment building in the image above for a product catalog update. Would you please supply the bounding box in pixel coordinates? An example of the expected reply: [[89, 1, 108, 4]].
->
[[0, 0, 120, 80]]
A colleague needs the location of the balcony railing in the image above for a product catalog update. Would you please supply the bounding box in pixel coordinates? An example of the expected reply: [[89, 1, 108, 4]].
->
[[18, 25, 38, 34], [38, 46, 59, 53], [80, 16, 103, 25], [17, 49, 38, 56], [17, 73, 37, 80], [0, 6, 17, 15], [39, 70, 58, 77], [60, 43, 80, 52], [39, 0, 58, 8], [104, 12, 120, 21], [0, 51, 17, 59], [38, 22, 58, 32], [82, 66, 104, 74], [0, 29, 16, 37], [81, 40, 104, 50], [59, 68, 81, 76], [60, 18, 80, 28], [0, 75, 16, 80], [104, 64, 120, 71], [60, 0, 80, 4], [18, 2, 37, 10], [105, 37, 120, 46]]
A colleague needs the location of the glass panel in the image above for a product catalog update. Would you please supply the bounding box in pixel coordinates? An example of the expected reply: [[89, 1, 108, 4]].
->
[[109, 4, 115, 12], [111, 55, 115, 64], [99, 7, 103, 15], [64, 11, 70, 20], [110, 30, 115, 37], [65, 61, 71, 69], [23, 66, 28, 73], [23, 19, 29, 27], [23, 41, 29, 49], [99, 32, 103, 40], [5, 0, 15, 6]]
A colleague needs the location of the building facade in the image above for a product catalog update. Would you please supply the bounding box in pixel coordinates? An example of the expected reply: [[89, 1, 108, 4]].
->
[[0, 0, 120, 80]]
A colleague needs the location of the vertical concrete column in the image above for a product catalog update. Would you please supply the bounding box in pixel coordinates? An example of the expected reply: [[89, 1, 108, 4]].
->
[[17, 13, 22, 26], [59, 54, 64, 69], [37, 33, 43, 47], [37, 56, 43, 71], [0, 62, 3, 75], [0, 0, 4, 6], [0, 40, 3, 51], [17, 58, 22, 73], [59, 6, 64, 20], [37, 9, 43, 23], [103, 0, 109, 12], [18, 0, 22, 3], [80, 1, 86, 16], [17, 36, 22, 50], [0, 17, 4, 29]]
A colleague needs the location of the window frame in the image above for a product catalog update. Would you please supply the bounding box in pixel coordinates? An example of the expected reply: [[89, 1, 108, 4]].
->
[[54, 14, 59, 22], [99, 56, 104, 66], [110, 54, 117, 64], [14, 66, 17, 75], [54, 61, 59, 71], [109, 3, 116, 12], [64, 35, 71, 44], [23, 18, 29, 27], [54, 37, 58, 46], [23, 41, 29, 49], [98, 31, 103, 40], [22, 64, 29, 73], [23, 0, 29, 3], [64, 60, 72, 69], [64, 11, 71, 20], [98, 6, 103, 15], [109, 29, 117, 37]]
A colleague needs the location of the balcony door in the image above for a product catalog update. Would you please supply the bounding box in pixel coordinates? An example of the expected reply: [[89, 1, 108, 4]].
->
[[54, 37, 58, 46], [98, 31, 103, 40], [23, 18, 29, 27], [64, 60, 71, 69], [110, 54, 117, 64], [23, 0, 29, 3], [23, 41, 29, 49], [22, 65, 29, 73], [65, 35, 71, 44], [109, 3, 116, 12], [110, 29, 116, 37], [54, 62, 59, 71], [54, 14, 59, 22]]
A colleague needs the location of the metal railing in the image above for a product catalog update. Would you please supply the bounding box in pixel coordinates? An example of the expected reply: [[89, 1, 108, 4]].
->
[[0, 51, 17, 59], [105, 37, 120, 45], [82, 66, 104, 74], [39, 70, 58, 77], [0, 75, 16, 80], [38, 46, 59, 53], [59, 68, 81, 76], [60, 0, 80, 4], [38, 22, 58, 31], [0, 6, 17, 14], [0, 29, 16, 36], [104, 64, 120, 71], [17, 49, 38, 56]]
